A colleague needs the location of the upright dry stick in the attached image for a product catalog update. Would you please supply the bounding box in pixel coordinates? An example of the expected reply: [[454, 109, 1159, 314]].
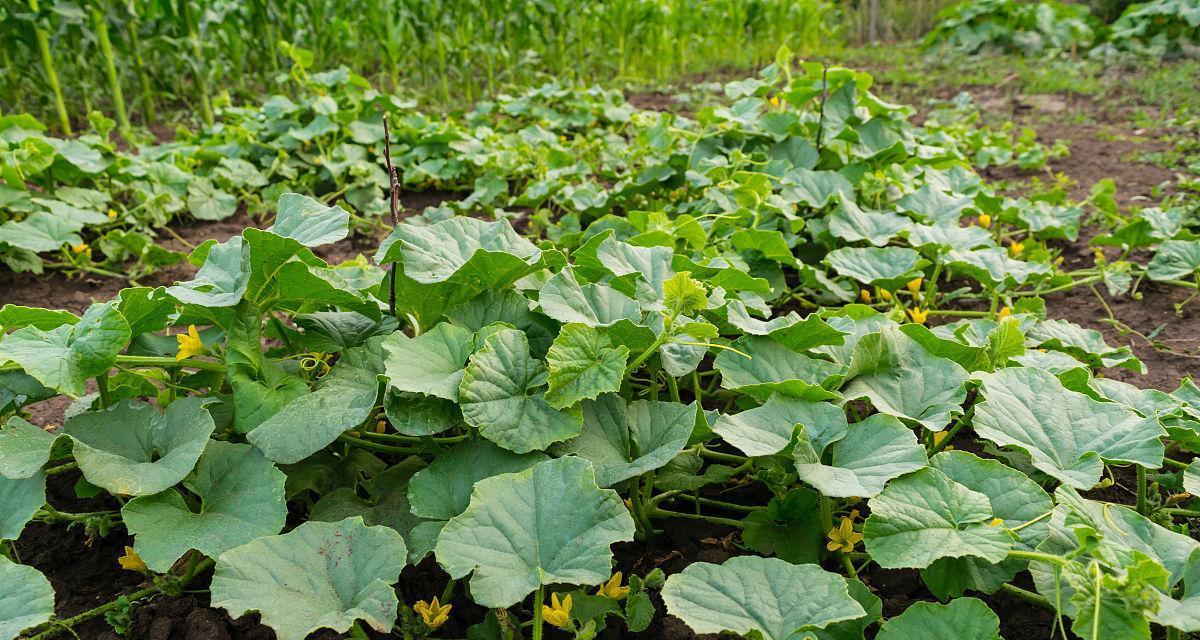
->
[[382, 114, 402, 318]]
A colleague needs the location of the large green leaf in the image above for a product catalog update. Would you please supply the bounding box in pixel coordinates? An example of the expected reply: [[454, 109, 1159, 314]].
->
[[712, 395, 848, 457], [827, 196, 910, 247], [459, 328, 583, 453], [311, 461, 426, 559], [409, 439, 548, 521], [921, 451, 1054, 599], [0, 211, 82, 252], [268, 193, 350, 247], [661, 556, 866, 640], [187, 177, 237, 221], [247, 340, 384, 464], [166, 237, 250, 307], [793, 413, 927, 498], [64, 397, 215, 496], [1147, 240, 1200, 281], [434, 456, 635, 607], [875, 598, 1001, 640], [945, 248, 1052, 289], [722, 301, 847, 352], [381, 323, 474, 401], [553, 395, 695, 487], [826, 247, 923, 288], [537, 268, 643, 328], [211, 517, 406, 640], [122, 441, 287, 572], [0, 302, 130, 396], [714, 336, 845, 401], [544, 324, 628, 409], [973, 367, 1165, 489], [375, 217, 541, 286], [0, 417, 58, 479], [0, 472, 44, 541], [0, 558, 54, 640], [863, 467, 1010, 569], [842, 326, 969, 431]]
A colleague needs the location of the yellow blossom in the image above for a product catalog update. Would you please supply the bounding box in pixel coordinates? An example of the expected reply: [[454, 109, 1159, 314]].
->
[[595, 572, 630, 600], [826, 517, 862, 553], [769, 95, 780, 108], [997, 306, 1012, 320], [977, 213, 992, 228], [907, 307, 929, 324], [107, 208, 118, 220], [878, 288, 892, 301], [906, 277, 923, 296], [542, 593, 573, 629], [859, 289, 871, 303], [375, 419, 387, 434], [175, 325, 203, 361], [413, 597, 451, 629], [118, 546, 148, 573], [1009, 241, 1024, 257], [932, 431, 954, 451], [987, 518, 1004, 527], [71, 242, 89, 255]]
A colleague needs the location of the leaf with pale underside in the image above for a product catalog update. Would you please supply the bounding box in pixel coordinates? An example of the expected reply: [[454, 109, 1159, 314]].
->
[[553, 395, 695, 487], [793, 413, 927, 498], [0, 558, 54, 640], [712, 395, 848, 457]]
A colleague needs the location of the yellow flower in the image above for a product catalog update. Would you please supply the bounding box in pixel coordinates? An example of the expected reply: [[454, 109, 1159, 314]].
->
[[987, 518, 1004, 527], [107, 208, 118, 220], [906, 277, 923, 296], [118, 546, 148, 573], [175, 325, 203, 361], [413, 597, 451, 629], [542, 593, 573, 629], [859, 289, 871, 303], [997, 306, 1012, 320], [1009, 241, 1024, 257], [878, 288, 892, 301], [932, 431, 954, 451], [907, 307, 929, 324], [595, 572, 630, 600], [71, 242, 89, 255], [769, 95, 780, 108], [977, 213, 992, 228], [375, 419, 387, 434], [826, 517, 863, 553]]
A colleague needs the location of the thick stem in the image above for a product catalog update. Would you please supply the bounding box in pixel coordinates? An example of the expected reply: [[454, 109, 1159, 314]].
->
[[999, 583, 1053, 610], [92, 8, 130, 139], [532, 584, 544, 640], [29, 0, 71, 135], [1136, 465, 1148, 516], [1007, 549, 1068, 567], [645, 506, 745, 529]]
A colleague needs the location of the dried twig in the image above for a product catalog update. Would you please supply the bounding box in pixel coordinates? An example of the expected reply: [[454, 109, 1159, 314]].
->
[[382, 113, 401, 317]]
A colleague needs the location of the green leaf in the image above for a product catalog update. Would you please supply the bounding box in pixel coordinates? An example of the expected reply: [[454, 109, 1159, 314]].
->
[[0, 472, 44, 541], [553, 395, 695, 487], [545, 324, 628, 409], [122, 441, 287, 572], [538, 268, 643, 328], [875, 598, 1001, 640], [1027, 318, 1144, 372], [663, 271, 708, 317], [167, 237, 250, 307], [459, 328, 583, 453], [0, 302, 130, 396], [828, 196, 910, 247], [381, 323, 474, 401], [945, 248, 1052, 289], [187, 177, 238, 221], [863, 468, 1010, 569], [64, 398, 216, 496], [409, 439, 548, 521], [0, 211, 82, 252], [723, 301, 847, 352], [973, 367, 1165, 489], [794, 413, 927, 498], [661, 556, 866, 640], [0, 417, 59, 479], [211, 517, 406, 640], [1185, 460, 1200, 496], [842, 326, 969, 431], [921, 451, 1054, 599], [714, 336, 846, 402], [247, 340, 384, 464], [435, 456, 635, 607], [740, 489, 824, 564], [311, 461, 426, 557], [712, 395, 848, 457], [826, 247, 923, 288], [0, 558, 54, 640], [375, 217, 541, 286], [1147, 240, 1200, 281], [268, 193, 350, 247]]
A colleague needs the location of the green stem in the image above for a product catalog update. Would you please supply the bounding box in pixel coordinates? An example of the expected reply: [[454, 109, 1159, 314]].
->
[[354, 431, 469, 445], [44, 462, 78, 476], [337, 434, 422, 455], [695, 445, 748, 464], [1160, 507, 1200, 518], [645, 506, 745, 528], [664, 494, 762, 513], [532, 584, 544, 640], [96, 374, 111, 409], [28, 0, 71, 135], [1163, 457, 1190, 470], [0, 355, 224, 375], [999, 583, 1053, 610], [1136, 465, 1148, 516], [349, 621, 370, 640], [92, 8, 130, 139], [625, 331, 671, 376], [1011, 275, 1102, 297], [1007, 549, 1068, 566]]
